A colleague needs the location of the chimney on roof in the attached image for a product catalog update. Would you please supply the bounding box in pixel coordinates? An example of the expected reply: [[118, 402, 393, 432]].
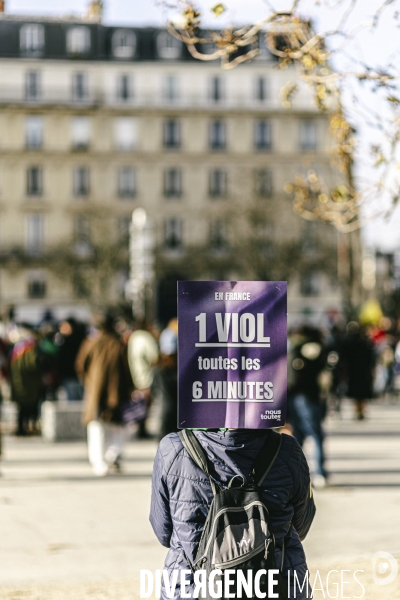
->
[[86, 0, 103, 22], [0, 1, 5, 13]]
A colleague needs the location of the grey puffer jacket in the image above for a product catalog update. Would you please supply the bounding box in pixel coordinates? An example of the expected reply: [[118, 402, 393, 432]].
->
[[150, 430, 315, 599]]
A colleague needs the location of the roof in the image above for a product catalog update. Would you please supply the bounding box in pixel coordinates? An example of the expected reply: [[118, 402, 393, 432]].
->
[[0, 13, 98, 23], [0, 19, 273, 63]]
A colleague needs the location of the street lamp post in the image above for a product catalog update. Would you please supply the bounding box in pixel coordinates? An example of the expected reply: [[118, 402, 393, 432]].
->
[[126, 208, 155, 323]]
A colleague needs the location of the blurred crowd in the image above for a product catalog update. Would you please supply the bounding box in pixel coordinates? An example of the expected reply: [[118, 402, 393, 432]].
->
[[0, 308, 179, 474], [0, 305, 400, 480], [286, 314, 400, 487]]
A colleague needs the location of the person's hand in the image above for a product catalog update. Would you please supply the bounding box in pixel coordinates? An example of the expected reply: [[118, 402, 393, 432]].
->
[[139, 388, 151, 402]]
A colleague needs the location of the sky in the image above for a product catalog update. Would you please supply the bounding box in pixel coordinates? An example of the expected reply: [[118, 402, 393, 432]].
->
[[6, 0, 400, 252], [7, 0, 159, 24], [7, 0, 274, 25]]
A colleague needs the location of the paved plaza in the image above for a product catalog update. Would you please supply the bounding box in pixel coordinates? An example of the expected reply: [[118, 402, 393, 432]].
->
[[0, 399, 399, 599]]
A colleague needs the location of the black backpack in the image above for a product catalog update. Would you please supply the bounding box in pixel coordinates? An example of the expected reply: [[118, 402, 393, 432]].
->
[[178, 429, 288, 600]]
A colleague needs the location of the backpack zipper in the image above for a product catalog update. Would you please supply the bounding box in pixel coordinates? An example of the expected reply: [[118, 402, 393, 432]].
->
[[265, 537, 272, 559]]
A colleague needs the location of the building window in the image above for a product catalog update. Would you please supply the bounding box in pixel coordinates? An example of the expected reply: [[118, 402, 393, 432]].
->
[[118, 167, 136, 198], [209, 120, 226, 150], [255, 77, 268, 101], [256, 221, 274, 258], [26, 215, 44, 253], [67, 26, 91, 55], [163, 119, 181, 149], [164, 217, 182, 249], [255, 169, 272, 197], [157, 32, 182, 59], [164, 168, 182, 197], [71, 116, 91, 150], [25, 116, 43, 149], [25, 70, 41, 101], [27, 167, 42, 196], [71, 117, 90, 151], [114, 117, 138, 151], [112, 29, 136, 59], [73, 267, 91, 298], [257, 32, 272, 59], [210, 219, 227, 250], [117, 269, 129, 299], [301, 271, 320, 297], [119, 216, 131, 239], [74, 214, 90, 241], [163, 75, 179, 103], [20, 24, 45, 54], [73, 167, 90, 197], [117, 74, 132, 101], [72, 72, 88, 102], [302, 221, 318, 257], [209, 76, 224, 102], [203, 43, 217, 55], [255, 120, 272, 150], [300, 119, 317, 150], [27, 271, 46, 299], [74, 215, 91, 255], [209, 169, 227, 198]]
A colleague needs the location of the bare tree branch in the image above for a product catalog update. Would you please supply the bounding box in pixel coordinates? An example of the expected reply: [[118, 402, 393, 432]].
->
[[159, 0, 400, 235]]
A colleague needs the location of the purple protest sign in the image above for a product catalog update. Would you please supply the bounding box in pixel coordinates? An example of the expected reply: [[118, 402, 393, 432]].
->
[[178, 281, 287, 429]]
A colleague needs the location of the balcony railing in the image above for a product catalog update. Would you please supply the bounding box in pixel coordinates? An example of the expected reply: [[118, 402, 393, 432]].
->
[[0, 87, 320, 111]]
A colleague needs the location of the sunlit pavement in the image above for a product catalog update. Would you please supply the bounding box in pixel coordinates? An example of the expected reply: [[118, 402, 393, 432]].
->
[[0, 399, 399, 599]]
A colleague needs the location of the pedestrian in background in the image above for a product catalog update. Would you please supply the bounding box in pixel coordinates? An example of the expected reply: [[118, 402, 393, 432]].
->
[[157, 318, 178, 440], [55, 318, 86, 401], [287, 325, 328, 489], [38, 322, 59, 402], [127, 320, 159, 439], [10, 325, 43, 436], [0, 328, 9, 473], [77, 311, 133, 476], [341, 321, 375, 420]]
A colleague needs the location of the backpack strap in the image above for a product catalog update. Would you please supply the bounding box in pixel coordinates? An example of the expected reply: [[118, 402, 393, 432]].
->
[[178, 429, 219, 496], [251, 429, 282, 486]]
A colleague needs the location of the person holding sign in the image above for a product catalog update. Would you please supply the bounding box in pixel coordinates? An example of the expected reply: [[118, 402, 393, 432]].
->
[[150, 428, 316, 599], [149, 282, 316, 599]]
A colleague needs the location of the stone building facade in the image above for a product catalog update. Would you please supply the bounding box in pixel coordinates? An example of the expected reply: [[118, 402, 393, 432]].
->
[[0, 5, 349, 324]]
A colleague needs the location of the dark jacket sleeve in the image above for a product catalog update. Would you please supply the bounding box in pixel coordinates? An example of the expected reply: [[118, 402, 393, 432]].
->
[[149, 443, 173, 548], [287, 436, 316, 541]]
